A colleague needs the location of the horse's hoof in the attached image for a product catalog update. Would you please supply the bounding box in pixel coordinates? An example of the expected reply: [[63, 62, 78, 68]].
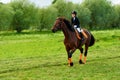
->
[[79, 60, 84, 64], [70, 62, 74, 66], [84, 62, 86, 64]]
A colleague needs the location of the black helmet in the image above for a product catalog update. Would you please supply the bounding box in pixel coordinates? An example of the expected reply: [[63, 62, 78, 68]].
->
[[72, 11, 77, 15]]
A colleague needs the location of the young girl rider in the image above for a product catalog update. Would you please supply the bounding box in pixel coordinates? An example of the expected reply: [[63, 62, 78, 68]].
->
[[71, 11, 87, 40]]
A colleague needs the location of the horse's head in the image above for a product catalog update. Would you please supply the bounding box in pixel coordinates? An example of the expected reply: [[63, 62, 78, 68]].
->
[[51, 17, 64, 33]]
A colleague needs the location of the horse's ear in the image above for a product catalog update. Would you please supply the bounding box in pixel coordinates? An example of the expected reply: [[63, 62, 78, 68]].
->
[[56, 17, 59, 20], [56, 17, 65, 21], [61, 17, 65, 19], [59, 17, 65, 21]]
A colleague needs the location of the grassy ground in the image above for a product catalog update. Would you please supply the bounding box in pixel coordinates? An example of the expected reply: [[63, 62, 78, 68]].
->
[[0, 30, 120, 80]]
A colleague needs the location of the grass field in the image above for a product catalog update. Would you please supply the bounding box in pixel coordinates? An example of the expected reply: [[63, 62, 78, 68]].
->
[[0, 30, 120, 80]]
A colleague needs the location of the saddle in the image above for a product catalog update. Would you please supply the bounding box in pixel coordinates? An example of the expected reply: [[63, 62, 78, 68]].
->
[[75, 29, 88, 40]]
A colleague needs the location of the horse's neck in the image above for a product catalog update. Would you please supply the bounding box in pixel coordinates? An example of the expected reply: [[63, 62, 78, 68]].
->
[[62, 24, 75, 40]]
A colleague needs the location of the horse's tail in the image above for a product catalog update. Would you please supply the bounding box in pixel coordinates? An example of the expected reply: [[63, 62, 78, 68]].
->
[[89, 33, 95, 47]]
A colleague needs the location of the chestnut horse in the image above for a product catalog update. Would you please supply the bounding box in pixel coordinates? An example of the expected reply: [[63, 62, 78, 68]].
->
[[52, 17, 95, 66]]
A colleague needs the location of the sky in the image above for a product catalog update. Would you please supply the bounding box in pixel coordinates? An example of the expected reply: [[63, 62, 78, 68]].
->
[[0, 0, 120, 7]]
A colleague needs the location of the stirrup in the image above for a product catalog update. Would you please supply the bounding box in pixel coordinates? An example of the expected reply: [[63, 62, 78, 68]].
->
[[81, 38, 84, 41]]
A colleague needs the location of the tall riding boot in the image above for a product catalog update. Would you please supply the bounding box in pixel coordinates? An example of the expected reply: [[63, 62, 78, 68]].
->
[[80, 32, 84, 41]]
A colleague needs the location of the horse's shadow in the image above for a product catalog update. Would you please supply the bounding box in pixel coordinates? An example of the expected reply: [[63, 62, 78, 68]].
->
[[0, 56, 120, 76]]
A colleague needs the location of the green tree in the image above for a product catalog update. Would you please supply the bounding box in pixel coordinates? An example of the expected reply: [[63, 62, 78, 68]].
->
[[0, 4, 14, 31], [10, 0, 37, 33], [82, 0, 115, 29], [53, 0, 75, 19], [37, 6, 58, 31], [52, 0, 57, 4], [113, 5, 120, 28]]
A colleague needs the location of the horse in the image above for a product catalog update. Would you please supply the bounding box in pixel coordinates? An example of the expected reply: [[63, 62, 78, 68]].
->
[[51, 17, 95, 66]]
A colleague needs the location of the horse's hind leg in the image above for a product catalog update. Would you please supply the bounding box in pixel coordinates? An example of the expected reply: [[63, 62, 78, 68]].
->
[[84, 45, 89, 64], [79, 48, 84, 64]]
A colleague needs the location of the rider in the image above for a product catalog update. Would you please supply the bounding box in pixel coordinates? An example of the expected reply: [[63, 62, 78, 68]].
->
[[71, 11, 87, 40]]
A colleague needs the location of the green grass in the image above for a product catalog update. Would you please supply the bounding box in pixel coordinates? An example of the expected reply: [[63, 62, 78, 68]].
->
[[0, 30, 120, 80]]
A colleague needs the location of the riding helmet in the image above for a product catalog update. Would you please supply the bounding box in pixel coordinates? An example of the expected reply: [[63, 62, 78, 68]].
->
[[72, 11, 77, 15]]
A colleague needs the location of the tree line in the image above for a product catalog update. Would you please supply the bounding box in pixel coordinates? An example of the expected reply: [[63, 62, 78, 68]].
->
[[0, 0, 120, 33]]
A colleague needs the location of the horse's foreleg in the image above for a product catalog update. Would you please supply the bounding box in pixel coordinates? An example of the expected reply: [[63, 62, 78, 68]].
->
[[68, 52, 73, 66], [67, 48, 76, 66], [79, 48, 84, 64]]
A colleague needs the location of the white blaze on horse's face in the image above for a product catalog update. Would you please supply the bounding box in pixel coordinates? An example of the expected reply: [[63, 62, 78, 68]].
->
[[52, 19, 62, 33]]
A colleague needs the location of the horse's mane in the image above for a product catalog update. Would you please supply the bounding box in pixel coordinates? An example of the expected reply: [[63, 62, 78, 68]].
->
[[58, 17, 75, 32]]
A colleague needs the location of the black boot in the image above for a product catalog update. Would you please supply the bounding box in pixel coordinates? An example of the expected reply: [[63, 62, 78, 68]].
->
[[79, 32, 84, 41]]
